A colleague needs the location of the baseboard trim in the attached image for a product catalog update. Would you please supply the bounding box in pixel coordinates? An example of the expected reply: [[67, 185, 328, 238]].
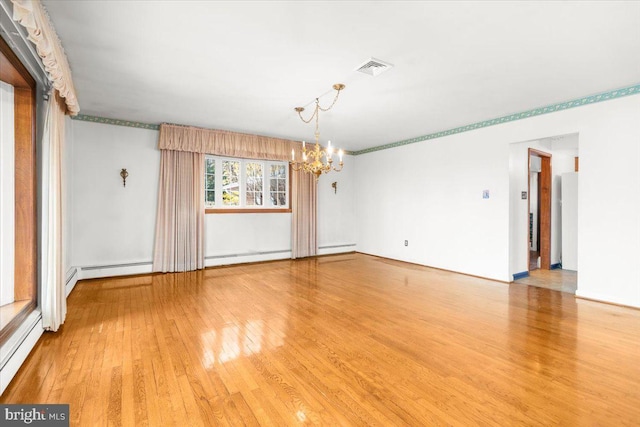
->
[[318, 244, 357, 256], [205, 251, 291, 267], [0, 310, 43, 395], [513, 271, 530, 281], [575, 290, 639, 310], [78, 262, 153, 280], [356, 251, 510, 284], [318, 244, 356, 250], [65, 267, 79, 297], [81, 261, 152, 271]]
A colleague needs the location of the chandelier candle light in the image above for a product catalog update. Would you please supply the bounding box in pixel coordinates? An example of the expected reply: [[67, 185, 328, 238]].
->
[[290, 83, 345, 180]]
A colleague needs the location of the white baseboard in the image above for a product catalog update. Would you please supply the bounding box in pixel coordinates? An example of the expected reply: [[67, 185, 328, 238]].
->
[[0, 310, 43, 396], [205, 250, 291, 267], [65, 267, 79, 297], [575, 289, 639, 309], [317, 244, 356, 256], [77, 262, 153, 280], [71, 246, 358, 280]]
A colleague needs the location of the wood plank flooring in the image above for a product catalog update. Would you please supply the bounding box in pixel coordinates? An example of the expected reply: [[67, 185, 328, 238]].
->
[[2, 253, 639, 425]]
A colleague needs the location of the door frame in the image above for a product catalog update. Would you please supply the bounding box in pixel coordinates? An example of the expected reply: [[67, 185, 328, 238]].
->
[[528, 148, 552, 271]]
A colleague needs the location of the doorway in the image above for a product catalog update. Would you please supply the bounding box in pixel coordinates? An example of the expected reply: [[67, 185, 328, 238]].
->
[[528, 148, 551, 271]]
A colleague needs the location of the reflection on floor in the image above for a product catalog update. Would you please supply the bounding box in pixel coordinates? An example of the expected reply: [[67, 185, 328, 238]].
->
[[529, 250, 539, 271], [517, 268, 577, 294]]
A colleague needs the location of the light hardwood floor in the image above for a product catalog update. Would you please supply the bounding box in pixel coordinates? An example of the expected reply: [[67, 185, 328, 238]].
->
[[2, 253, 639, 425]]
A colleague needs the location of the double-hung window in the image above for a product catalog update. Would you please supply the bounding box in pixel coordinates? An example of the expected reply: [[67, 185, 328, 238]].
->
[[205, 156, 289, 212]]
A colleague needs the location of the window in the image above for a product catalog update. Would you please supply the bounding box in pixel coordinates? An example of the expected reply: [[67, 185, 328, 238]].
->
[[205, 156, 289, 211], [1, 36, 38, 343], [270, 164, 287, 206]]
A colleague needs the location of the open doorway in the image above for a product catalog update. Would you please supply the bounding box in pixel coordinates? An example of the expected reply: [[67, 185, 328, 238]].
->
[[509, 133, 579, 294], [528, 148, 551, 271]]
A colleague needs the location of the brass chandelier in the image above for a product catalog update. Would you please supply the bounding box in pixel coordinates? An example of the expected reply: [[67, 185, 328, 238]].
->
[[290, 83, 345, 179]]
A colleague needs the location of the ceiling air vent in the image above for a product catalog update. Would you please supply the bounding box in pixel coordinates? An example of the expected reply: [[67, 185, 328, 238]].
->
[[355, 57, 394, 77]]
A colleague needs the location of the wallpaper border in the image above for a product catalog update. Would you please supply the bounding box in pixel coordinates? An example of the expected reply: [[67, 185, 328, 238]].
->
[[71, 84, 640, 155]]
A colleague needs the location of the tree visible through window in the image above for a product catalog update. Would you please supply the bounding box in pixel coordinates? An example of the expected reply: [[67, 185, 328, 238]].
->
[[205, 158, 215, 207], [222, 160, 240, 206], [204, 156, 288, 210], [270, 165, 287, 206], [246, 162, 263, 206]]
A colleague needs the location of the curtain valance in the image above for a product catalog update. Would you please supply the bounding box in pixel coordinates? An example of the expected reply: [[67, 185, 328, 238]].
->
[[11, 0, 80, 115], [158, 123, 301, 162]]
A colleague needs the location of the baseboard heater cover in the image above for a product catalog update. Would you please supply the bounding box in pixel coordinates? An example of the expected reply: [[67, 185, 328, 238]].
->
[[0, 310, 42, 371], [65, 268, 78, 285], [81, 261, 152, 271], [206, 249, 290, 260], [319, 244, 356, 250]]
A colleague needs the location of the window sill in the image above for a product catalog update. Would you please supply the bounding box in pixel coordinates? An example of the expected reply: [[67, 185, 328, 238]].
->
[[206, 208, 291, 214]]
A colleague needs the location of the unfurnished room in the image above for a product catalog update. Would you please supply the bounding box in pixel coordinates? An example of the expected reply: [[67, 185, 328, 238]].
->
[[0, 1, 639, 425]]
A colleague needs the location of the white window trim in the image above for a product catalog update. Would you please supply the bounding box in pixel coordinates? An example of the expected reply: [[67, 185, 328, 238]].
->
[[205, 155, 289, 211]]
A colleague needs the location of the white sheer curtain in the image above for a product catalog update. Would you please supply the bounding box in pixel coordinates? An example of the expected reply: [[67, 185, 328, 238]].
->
[[41, 92, 66, 331], [153, 150, 205, 272], [291, 169, 318, 259]]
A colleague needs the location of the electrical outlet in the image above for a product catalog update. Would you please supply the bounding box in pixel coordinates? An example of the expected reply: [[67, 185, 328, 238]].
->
[[404, 240, 408, 247]]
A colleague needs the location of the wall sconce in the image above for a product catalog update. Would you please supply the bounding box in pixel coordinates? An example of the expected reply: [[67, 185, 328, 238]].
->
[[120, 168, 128, 187], [331, 181, 337, 194]]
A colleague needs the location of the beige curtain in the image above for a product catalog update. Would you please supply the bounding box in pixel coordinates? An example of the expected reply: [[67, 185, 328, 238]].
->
[[157, 123, 318, 261], [11, 0, 80, 115], [158, 123, 299, 161], [41, 91, 66, 331], [291, 169, 317, 258], [153, 150, 205, 272]]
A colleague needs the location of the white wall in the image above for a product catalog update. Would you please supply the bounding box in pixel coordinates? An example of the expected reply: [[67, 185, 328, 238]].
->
[[561, 172, 579, 270], [356, 95, 640, 307], [551, 150, 578, 265], [66, 121, 357, 276], [357, 128, 510, 281], [317, 156, 357, 254], [67, 120, 160, 278]]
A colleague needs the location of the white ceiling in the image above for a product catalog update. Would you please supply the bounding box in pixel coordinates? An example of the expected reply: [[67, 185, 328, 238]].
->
[[42, 1, 640, 152]]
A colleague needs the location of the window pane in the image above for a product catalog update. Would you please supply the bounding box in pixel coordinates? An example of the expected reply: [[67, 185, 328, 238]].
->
[[206, 190, 215, 206], [246, 163, 263, 206], [273, 164, 285, 178], [205, 158, 286, 211], [204, 158, 216, 207], [206, 158, 215, 174], [223, 160, 240, 206]]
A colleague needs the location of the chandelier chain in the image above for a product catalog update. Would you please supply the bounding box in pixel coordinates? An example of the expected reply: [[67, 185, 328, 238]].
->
[[290, 84, 345, 180]]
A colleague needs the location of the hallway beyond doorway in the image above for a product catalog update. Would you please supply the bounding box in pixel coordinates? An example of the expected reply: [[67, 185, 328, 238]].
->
[[517, 268, 577, 294]]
